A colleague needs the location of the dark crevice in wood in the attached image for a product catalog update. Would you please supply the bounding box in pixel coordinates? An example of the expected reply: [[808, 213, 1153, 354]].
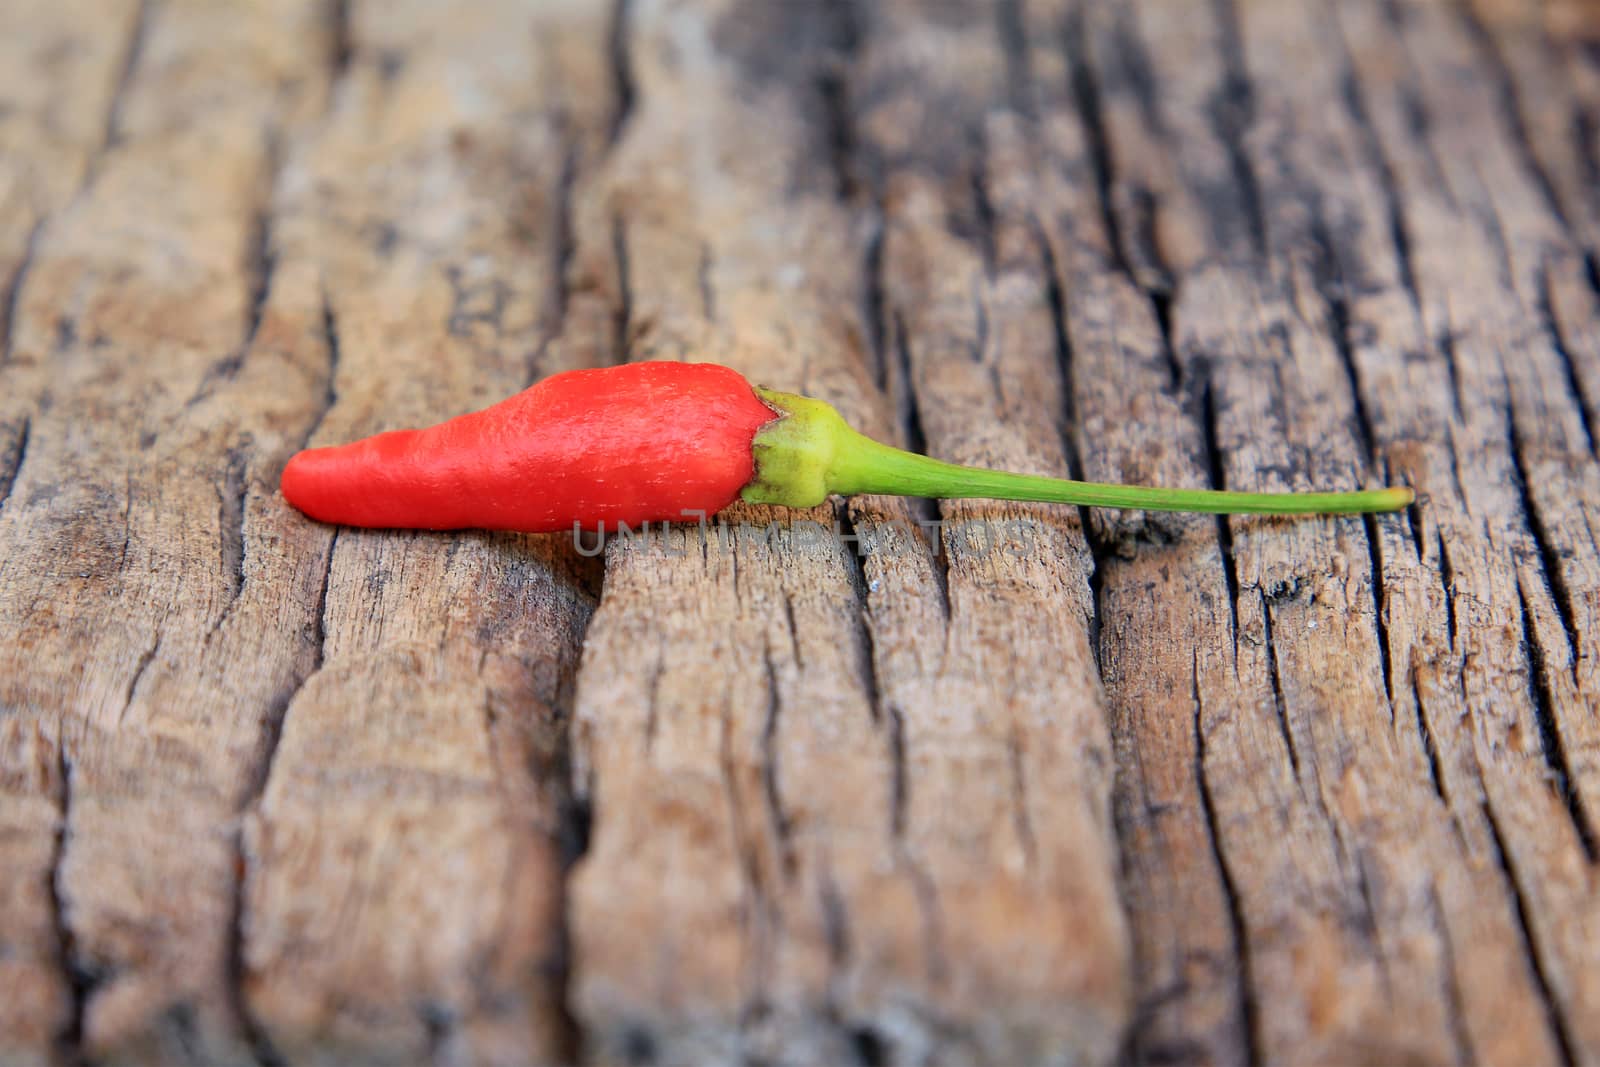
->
[[697, 242, 716, 322], [1516, 579, 1599, 863], [1505, 408, 1582, 676], [1035, 221, 1106, 649], [889, 311, 929, 460], [901, 848, 947, 989], [1411, 672, 1448, 804], [1260, 599, 1300, 777], [760, 640, 797, 881], [606, 0, 637, 149], [885, 309, 951, 617], [50, 749, 92, 1067], [0, 416, 30, 514], [836, 500, 887, 721], [1336, 56, 1423, 316], [1437, 326, 1468, 427], [1364, 513, 1396, 710], [886, 703, 908, 840], [1574, 105, 1600, 218], [0, 216, 44, 370], [532, 137, 579, 386], [969, 131, 998, 275], [223, 526, 338, 1066], [1405, 494, 1427, 564], [1375, 0, 1459, 214], [995, 0, 1032, 120], [610, 214, 633, 366], [862, 220, 887, 390], [228, 827, 286, 1067], [1149, 282, 1182, 392], [1437, 528, 1459, 652], [1308, 210, 1379, 467], [1006, 729, 1038, 872], [88, 0, 152, 183], [420, 1002, 455, 1067], [1068, 7, 1183, 390], [1206, 0, 1268, 262], [217, 443, 250, 616], [189, 155, 280, 408], [119, 634, 160, 724], [327, 0, 352, 79], [1480, 799, 1579, 1067], [1425, 883, 1477, 1067], [119, 470, 134, 571], [1453, 0, 1570, 229], [719, 695, 777, 1025], [295, 291, 343, 455], [817, 0, 861, 201], [817, 860, 851, 989], [1537, 261, 1599, 457], [1192, 657, 1261, 1067], [1063, 10, 1139, 286], [1198, 371, 1243, 665]]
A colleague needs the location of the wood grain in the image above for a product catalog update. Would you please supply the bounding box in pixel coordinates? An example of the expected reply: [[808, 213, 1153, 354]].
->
[[1, 1, 1596, 1065]]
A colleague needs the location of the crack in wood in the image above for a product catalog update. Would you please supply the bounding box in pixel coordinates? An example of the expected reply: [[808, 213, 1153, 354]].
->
[[217, 443, 250, 619], [118, 635, 161, 726], [1192, 655, 1261, 1067], [1309, 209, 1380, 468], [189, 134, 283, 409], [1205, 0, 1268, 262], [49, 747, 91, 1067], [0, 217, 43, 371], [1436, 527, 1459, 653], [1515, 578, 1599, 863], [1335, 43, 1423, 318], [327, 0, 352, 79], [227, 825, 286, 1067], [610, 214, 632, 366], [1410, 669, 1448, 803], [1505, 406, 1583, 678], [1364, 513, 1397, 711], [1424, 882, 1477, 1067], [533, 139, 579, 386], [760, 638, 796, 880], [1259, 597, 1301, 778], [1452, 0, 1570, 230], [697, 242, 716, 322], [1536, 260, 1599, 457], [817, 0, 862, 201], [1198, 371, 1243, 667], [0, 416, 30, 514], [606, 0, 636, 149], [1480, 799, 1579, 1067], [295, 290, 343, 455], [718, 692, 778, 1025], [1006, 728, 1038, 873], [84, 0, 152, 188]]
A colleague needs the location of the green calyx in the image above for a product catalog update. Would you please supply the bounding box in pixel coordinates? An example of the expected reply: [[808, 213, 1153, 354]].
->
[[740, 386, 1415, 516]]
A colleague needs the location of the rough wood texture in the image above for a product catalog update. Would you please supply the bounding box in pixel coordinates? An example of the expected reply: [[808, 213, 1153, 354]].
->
[[1, 1, 1597, 1065]]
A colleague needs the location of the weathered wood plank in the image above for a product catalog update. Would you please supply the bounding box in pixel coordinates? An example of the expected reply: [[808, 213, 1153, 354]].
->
[[235, 2, 611, 1064], [0, 1, 337, 1062], [3, 0, 1598, 1064], [566, 1, 1128, 1062]]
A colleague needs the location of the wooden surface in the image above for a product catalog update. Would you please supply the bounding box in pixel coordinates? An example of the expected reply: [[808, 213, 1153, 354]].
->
[[2, 0, 1599, 1064]]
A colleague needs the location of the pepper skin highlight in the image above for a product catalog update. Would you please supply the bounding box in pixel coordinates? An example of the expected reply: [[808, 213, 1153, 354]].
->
[[281, 360, 1414, 533]]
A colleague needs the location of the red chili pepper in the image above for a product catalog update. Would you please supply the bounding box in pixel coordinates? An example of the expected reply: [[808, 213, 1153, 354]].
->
[[281, 360, 1412, 532]]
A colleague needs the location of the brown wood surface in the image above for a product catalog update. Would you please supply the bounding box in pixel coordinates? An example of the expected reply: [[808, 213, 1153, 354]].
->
[[1, 1, 1597, 1064]]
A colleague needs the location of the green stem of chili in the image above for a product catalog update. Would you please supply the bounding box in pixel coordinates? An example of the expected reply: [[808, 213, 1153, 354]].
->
[[744, 387, 1414, 515]]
